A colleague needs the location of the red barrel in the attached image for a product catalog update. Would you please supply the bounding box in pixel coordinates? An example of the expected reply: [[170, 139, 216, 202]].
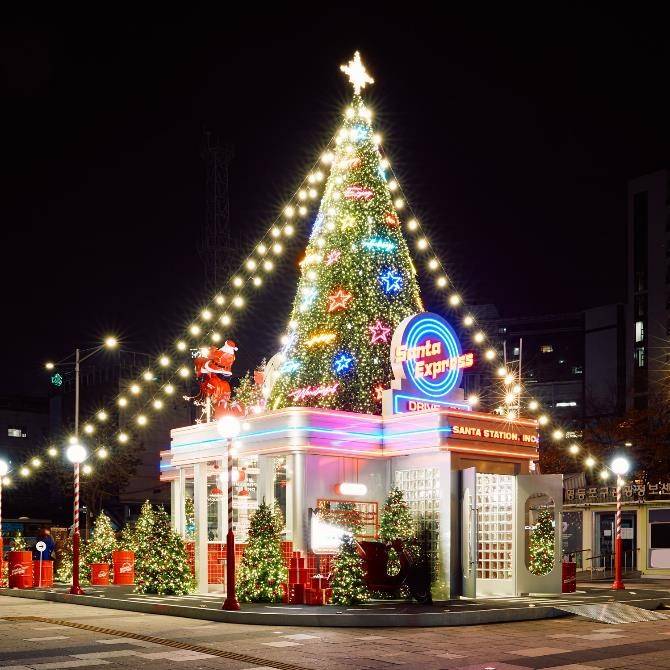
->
[[32, 560, 54, 588], [8, 551, 33, 588], [112, 550, 134, 585], [90, 563, 111, 585]]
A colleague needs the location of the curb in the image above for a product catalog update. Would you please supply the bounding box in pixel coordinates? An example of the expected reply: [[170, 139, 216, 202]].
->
[[0, 587, 570, 627]]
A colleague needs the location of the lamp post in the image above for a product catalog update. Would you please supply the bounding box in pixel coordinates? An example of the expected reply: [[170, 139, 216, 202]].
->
[[0, 459, 9, 559], [611, 456, 630, 591], [66, 441, 88, 595], [45, 337, 118, 439], [217, 415, 241, 611]]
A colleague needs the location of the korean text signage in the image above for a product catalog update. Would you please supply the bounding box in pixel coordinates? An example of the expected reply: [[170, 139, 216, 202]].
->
[[390, 312, 474, 413]]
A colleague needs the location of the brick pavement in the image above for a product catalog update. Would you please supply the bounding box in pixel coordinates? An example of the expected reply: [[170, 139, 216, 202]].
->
[[1, 595, 670, 669]]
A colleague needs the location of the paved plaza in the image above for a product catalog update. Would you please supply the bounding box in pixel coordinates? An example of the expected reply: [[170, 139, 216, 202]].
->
[[2, 593, 670, 669]]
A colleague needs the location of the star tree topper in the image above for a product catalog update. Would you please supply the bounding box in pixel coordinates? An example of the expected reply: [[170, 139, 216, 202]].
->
[[340, 51, 374, 95]]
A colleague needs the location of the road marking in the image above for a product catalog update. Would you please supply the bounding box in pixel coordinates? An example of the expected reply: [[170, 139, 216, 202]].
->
[[23, 636, 70, 641], [282, 634, 319, 640], [263, 641, 302, 648], [513, 647, 569, 657]]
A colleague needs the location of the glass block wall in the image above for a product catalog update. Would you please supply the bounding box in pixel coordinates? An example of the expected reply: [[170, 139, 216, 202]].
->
[[476, 472, 514, 581], [394, 467, 440, 579]]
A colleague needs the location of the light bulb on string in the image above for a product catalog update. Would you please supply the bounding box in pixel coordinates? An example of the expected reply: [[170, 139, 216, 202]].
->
[[159, 355, 170, 367]]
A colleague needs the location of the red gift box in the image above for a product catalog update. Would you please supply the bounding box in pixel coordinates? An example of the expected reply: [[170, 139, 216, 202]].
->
[[288, 583, 305, 605], [311, 575, 329, 590]]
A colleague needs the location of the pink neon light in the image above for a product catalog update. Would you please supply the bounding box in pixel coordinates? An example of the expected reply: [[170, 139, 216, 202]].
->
[[368, 319, 391, 344], [288, 383, 340, 402], [344, 184, 374, 201]]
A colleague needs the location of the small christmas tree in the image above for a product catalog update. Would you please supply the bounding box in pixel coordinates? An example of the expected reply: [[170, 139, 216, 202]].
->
[[119, 523, 136, 553], [380, 486, 414, 578], [135, 506, 194, 595], [85, 511, 117, 565], [12, 531, 27, 551], [55, 536, 87, 584], [236, 501, 288, 603], [380, 487, 413, 542], [234, 371, 264, 415], [331, 534, 368, 605], [184, 497, 195, 540], [528, 509, 555, 576]]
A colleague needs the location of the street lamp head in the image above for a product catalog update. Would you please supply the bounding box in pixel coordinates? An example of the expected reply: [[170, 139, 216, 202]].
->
[[104, 336, 118, 349], [217, 415, 241, 439], [66, 443, 87, 464], [611, 456, 630, 476], [45, 362, 55, 370], [0, 459, 9, 477]]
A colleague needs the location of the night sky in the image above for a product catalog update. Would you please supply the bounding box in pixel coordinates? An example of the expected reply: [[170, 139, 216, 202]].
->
[[2, 12, 669, 395]]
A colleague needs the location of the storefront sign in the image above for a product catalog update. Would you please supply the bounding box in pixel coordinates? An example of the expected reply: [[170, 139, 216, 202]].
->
[[565, 481, 670, 503], [389, 312, 474, 414], [451, 424, 539, 444]]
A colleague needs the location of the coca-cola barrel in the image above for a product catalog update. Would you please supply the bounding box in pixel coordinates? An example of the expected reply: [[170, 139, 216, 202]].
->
[[32, 560, 54, 588], [90, 563, 110, 585], [8, 551, 33, 588], [112, 550, 134, 585]]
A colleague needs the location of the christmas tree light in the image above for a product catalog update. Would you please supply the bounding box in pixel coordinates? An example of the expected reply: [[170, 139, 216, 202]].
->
[[269, 63, 422, 413], [84, 511, 117, 566], [528, 509, 555, 576], [331, 534, 369, 605], [236, 501, 288, 603]]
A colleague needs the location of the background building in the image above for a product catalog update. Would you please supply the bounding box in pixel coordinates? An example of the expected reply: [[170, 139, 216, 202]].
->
[[627, 168, 670, 409]]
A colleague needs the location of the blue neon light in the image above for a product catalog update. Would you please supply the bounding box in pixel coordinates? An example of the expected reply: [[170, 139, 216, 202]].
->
[[379, 268, 402, 294], [168, 424, 454, 453], [362, 237, 396, 252], [332, 351, 355, 375], [404, 315, 463, 398], [280, 359, 301, 374], [393, 393, 471, 414]]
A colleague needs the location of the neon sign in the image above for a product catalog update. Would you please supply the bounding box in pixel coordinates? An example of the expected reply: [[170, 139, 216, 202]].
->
[[386, 312, 475, 414], [288, 383, 339, 402]]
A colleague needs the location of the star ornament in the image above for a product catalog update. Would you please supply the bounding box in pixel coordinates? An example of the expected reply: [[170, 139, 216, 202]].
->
[[368, 320, 391, 344], [333, 351, 355, 375], [340, 51, 374, 95], [328, 287, 353, 312], [379, 268, 403, 295]]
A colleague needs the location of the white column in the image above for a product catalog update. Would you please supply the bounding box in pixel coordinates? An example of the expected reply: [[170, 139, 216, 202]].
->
[[217, 460, 226, 543], [258, 455, 274, 507], [175, 468, 186, 537], [291, 452, 306, 553], [193, 462, 209, 595], [170, 478, 181, 534]]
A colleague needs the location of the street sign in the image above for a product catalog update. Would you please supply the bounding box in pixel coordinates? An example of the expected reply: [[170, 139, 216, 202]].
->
[[35, 541, 46, 552]]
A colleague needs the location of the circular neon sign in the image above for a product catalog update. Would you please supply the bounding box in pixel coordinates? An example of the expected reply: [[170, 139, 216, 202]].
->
[[391, 312, 473, 399]]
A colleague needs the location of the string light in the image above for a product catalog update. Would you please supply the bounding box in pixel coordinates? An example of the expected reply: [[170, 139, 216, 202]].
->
[[164, 384, 175, 395], [569, 444, 580, 455], [585, 456, 595, 468], [83, 464, 93, 475], [159, 355, 170, 367], [118, 397, 128, 408], [177, 341, 187, 351], [47, 447, 58, 457], [118, 432, 129, 443], [98, 448, 109, 459], [137, 414, 148, 426], [142, 370, 154, 381], [97, 410, 108, 421], [153, 399, 163, 410], [83, 424, 94, 435], [130, 384, 141, 395], [31, 457, 41, 468], [201, 309, 212, 320]]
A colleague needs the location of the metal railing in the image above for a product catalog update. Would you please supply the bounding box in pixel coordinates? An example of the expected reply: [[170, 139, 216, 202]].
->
[[583, 548, 640, 579]]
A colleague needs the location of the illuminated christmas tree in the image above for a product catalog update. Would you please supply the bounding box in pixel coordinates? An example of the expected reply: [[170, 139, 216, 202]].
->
[[184, 497, 195, 540], [84, 511, 117, 565], [331, 534, 368, 605], [528, 509, 555, 576], [135, 506, 194, 596], [380, 487, 414, 542], [270, 52, 423, 414], [12, 531, 27, 551], [55, 536, 87, 584], [380, 486, 414, 577], [236, 501, 288, 603]]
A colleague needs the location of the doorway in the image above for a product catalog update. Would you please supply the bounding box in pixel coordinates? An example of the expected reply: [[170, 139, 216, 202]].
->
[[595, 511, 637, 570]]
